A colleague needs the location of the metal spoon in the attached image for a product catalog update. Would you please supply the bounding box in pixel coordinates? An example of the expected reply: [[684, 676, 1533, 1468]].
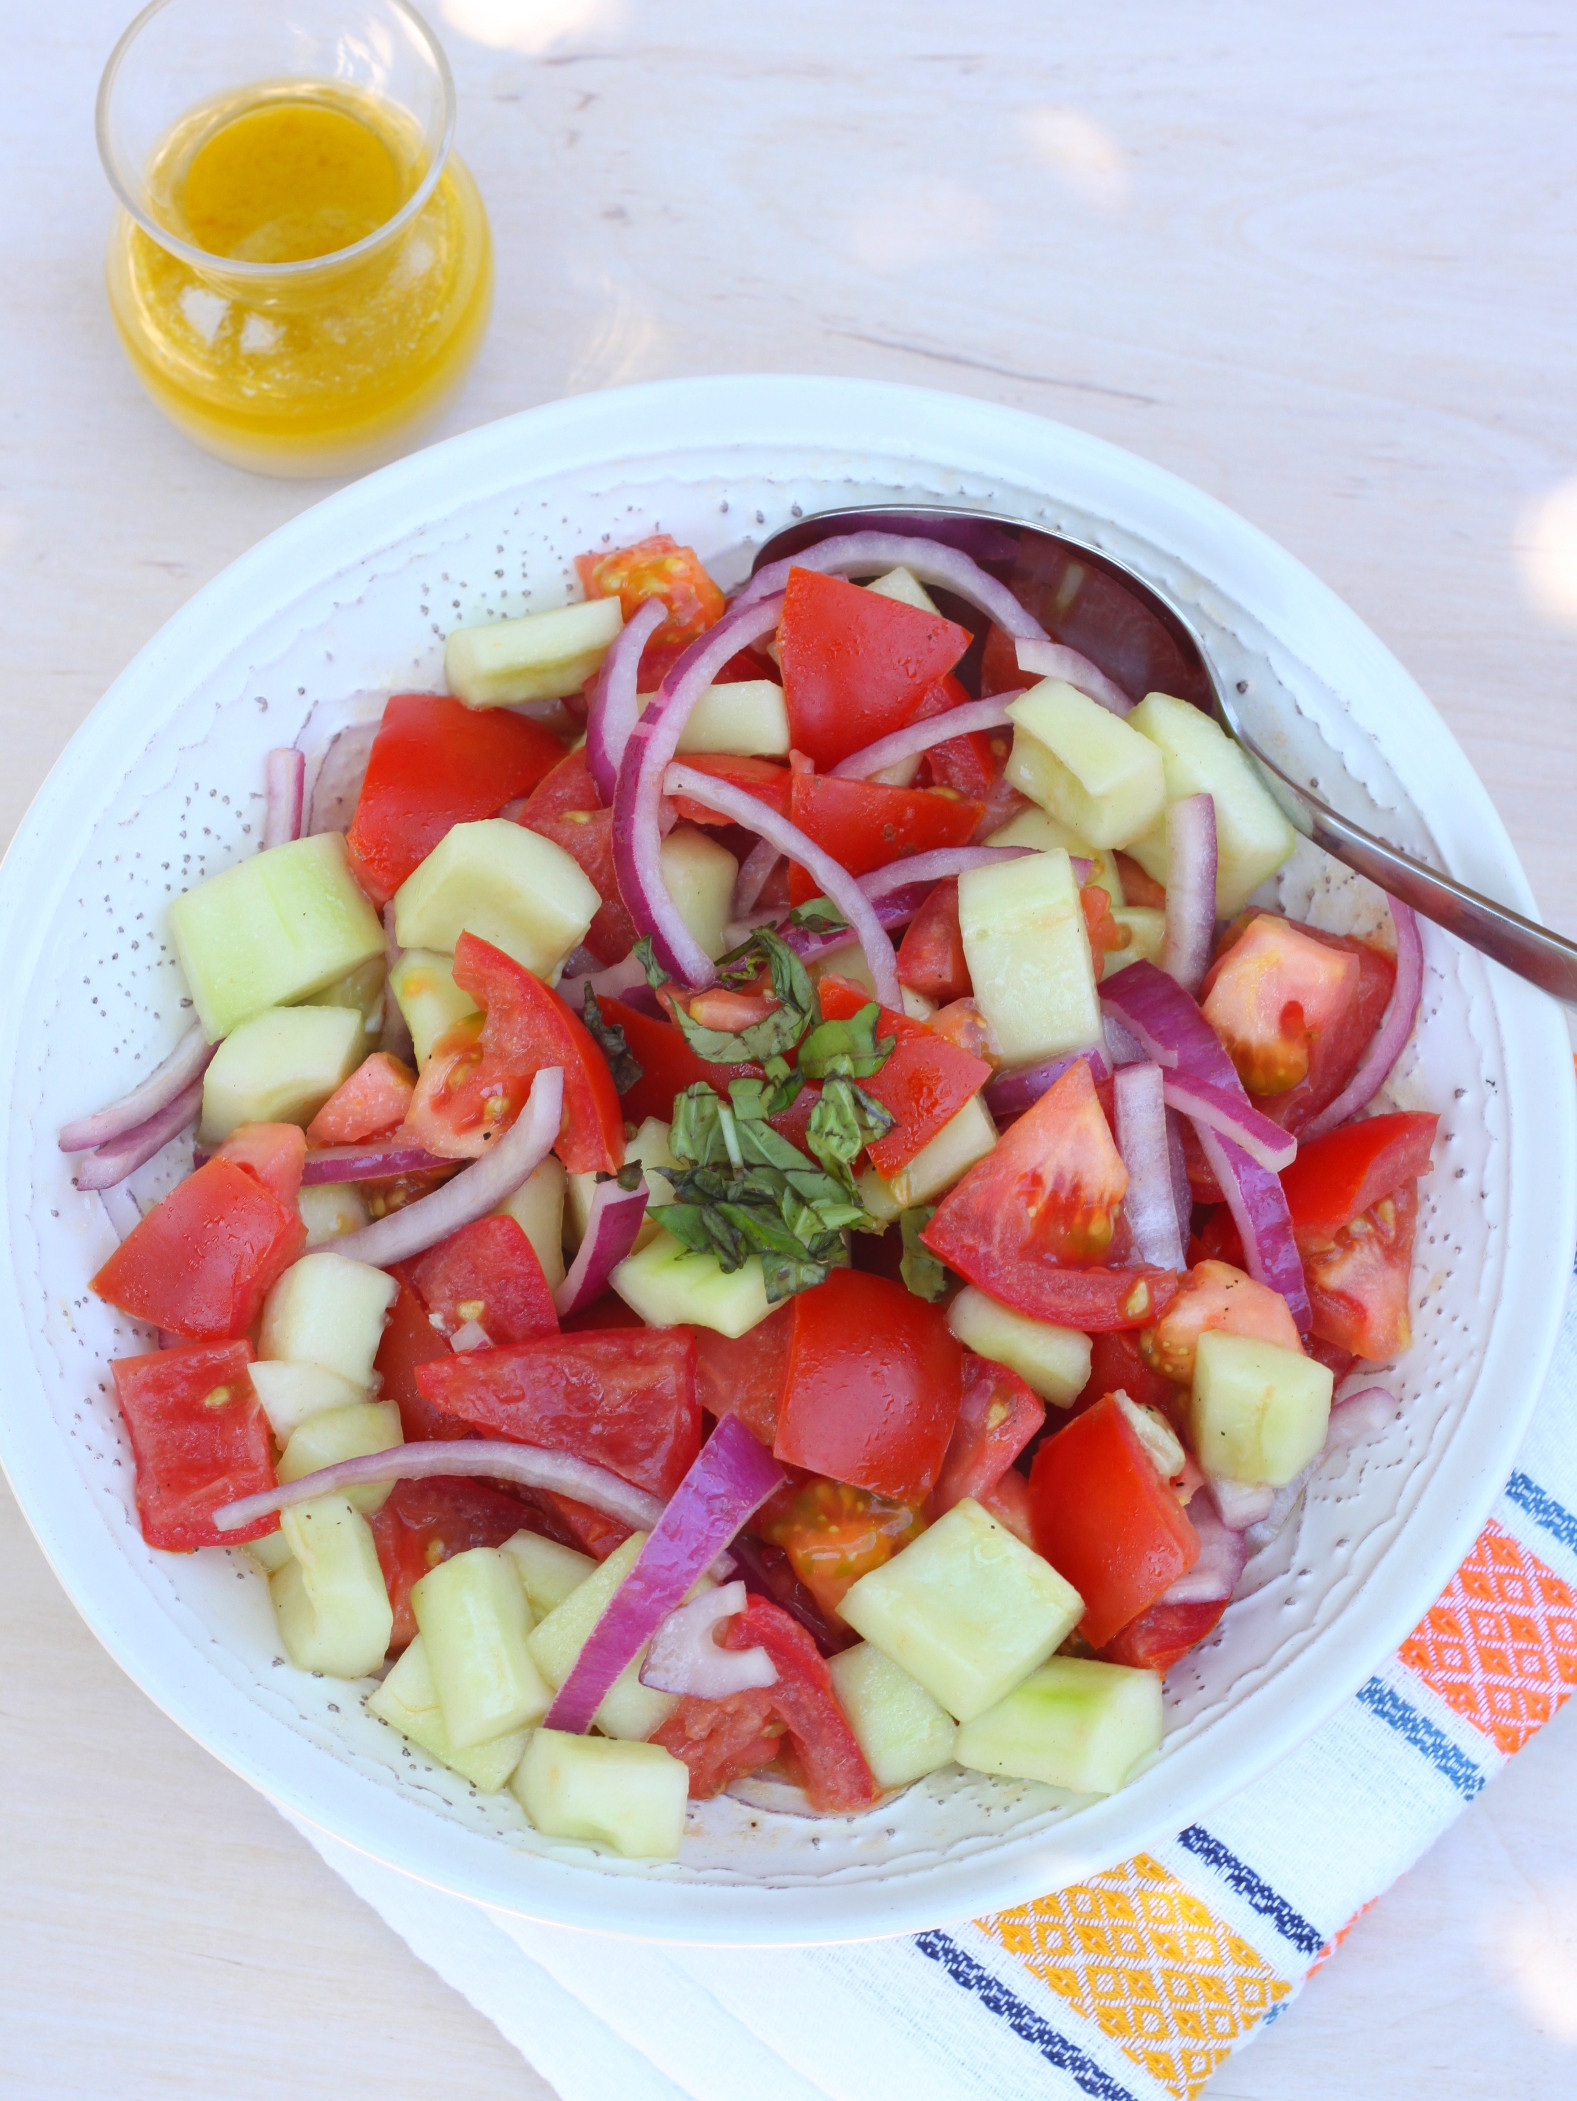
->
[[753, 504, 1577, 1004]]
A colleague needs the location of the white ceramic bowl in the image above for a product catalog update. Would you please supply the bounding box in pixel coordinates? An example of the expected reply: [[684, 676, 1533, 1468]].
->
[[1, 376, 1571, 1944]]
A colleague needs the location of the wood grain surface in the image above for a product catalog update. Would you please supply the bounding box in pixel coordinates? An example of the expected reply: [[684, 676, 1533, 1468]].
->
[[3, 3, 1575, 2095]]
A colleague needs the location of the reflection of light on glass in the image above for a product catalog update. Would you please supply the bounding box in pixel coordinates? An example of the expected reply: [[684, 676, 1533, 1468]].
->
[[1020, 107, 1128, 208], [440, 0, 627, 54], [563, 274, 664, 392], [1489, 1889, 1577, 2041], [849, 179, 993, 272], [1518, 479, 1577, 628]]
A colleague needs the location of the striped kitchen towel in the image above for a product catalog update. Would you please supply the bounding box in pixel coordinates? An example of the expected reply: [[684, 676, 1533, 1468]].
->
[[291, 1266, 1577, 2101]]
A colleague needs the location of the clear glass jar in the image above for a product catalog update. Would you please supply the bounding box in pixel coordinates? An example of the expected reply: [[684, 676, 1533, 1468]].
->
[[97, 0, 492, 478]]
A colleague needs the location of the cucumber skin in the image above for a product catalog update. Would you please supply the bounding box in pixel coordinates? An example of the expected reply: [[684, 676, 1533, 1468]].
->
[[954, 1656, 1163, 1795]]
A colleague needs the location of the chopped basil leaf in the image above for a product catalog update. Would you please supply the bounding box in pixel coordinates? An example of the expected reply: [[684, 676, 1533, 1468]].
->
[[899, 1207, 948, 1302], [581, 985, 644, 1094], [797, 1001, 896, 1080]]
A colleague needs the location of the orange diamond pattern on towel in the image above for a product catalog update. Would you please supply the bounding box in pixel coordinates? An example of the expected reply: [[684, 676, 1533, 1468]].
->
[[980, 1852, 1290, 2099], [1398, 1518, 1577, 1755]]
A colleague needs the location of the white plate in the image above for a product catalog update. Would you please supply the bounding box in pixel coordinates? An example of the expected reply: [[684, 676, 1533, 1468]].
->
[[0, 376, 1570, 1944]]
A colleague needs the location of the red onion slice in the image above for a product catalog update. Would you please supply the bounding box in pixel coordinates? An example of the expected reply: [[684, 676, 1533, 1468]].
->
[[585, 595, 667, 804], [639, 1579, 779, 1698], [830, 698, 1016, 780], [1326, 1383, 1398, 1451], [72, 1075, 204, 1191], [1160, 793, 1217, 996], [859, 845, 1031, 899], [732, 836, 783, 918], [663, 761, 904, 1008], [554, 1177, 649, 1318], [1014, 637, 1133, 717], [1302, 902, 1424, 1139], [1113, 1062, 1186, 1270], [735, 533, 1048, 641], [1159, 1073, 1296, 1173], [264, 748, 306, 849], [59, 1024, 214, 1153], [211, 1435, 663, 1536], [1208, 1476, 1278, 1530], [326, 1066, 564, 1267], [543, 1414, 785, 1734], [613, 594, 787, 987], [1193, 1121, 1310, 1324], [984, 1045, 1113, 1124], [307, 721, 378, 835], [301, 1142, 455, 1185], [1161, 1492, 1249, 1603]]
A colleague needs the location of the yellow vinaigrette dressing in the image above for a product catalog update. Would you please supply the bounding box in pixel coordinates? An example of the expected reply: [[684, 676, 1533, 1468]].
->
[[107, 85, 491, 476]]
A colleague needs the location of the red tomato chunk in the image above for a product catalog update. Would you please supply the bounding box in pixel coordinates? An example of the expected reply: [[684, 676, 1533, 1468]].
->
[[1279, 1111, 1438, 1241], [401, 1215, 558, 1347], [785, 773, 982, 906], [111, 1340, 277, 1551], [375, 1279, 471, 1444], [306, 1053, 416, 1146], [216, 1121, 306, 1207], [92, 1157, 305, 1341], [896, 877, 971, 1005], [1101, 1597, 1228, 1674], [515, 746, 637, 965], [777, 568, 971, 772], [817, 975, 991, 1176], [689, 1301, 794, 1448], [576, 535, 725, 688], [929, 1355, 1045, 1518]]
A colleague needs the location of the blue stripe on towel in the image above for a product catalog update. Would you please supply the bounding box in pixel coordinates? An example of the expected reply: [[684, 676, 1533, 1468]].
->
[[914, 1931, 1143, 2101], [1503, 1470, 1577, 1558], [1175, 1825, 1325, 1956], [1356, 1677, 1486, 1797]]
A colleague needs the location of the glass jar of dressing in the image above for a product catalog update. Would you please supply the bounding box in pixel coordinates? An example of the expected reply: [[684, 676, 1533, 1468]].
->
[[97, 0, 492, 478]]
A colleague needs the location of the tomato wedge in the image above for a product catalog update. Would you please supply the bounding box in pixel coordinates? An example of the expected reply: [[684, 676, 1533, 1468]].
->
[[818, 975, 991, 1175], [689, 1301, 794, 1447], [92, 1158, 306, 1341], [1070, 1328, 1183, 1417], [110, 1340, 277, 1550], [1279, 1111, 1439, 1241], [215, 1122, 306, 1208], [785, 773, 983, 906], [669, 753, 792, 827], [368, 1477, 539, 1649], [777, 568, 972, 771], [305, 1052, 415, 1146], [896, 878, 971, 1004], [575, 534, 725, 688], [1101, 1597, 1228, 1673], [402, 1215, 559, 1346], [374, 1279, 472, 1443], [1201, 914, 1361, 1097], [1302, 1179, 1420, 1361], [345, 694, 566, 908], [515, 746, 637, 965], [597, 995, 755, 1126], [928, 1355, 1045, 1517], [1141, 1259, 1304, 1383]]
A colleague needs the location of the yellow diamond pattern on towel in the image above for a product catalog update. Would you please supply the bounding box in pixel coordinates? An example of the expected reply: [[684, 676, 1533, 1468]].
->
[[980, 1852, 1291, 2098]]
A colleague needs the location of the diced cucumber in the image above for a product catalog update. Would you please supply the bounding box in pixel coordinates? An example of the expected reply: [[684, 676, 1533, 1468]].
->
[[525, 1532, 679, 1741], [302, 955, 387, 1039], [640, 679, 790, 758], [827, 1642, 958, 1791], [502, 1530, 597, 1618], [958, 849, 1102, 1067], [840, 1498, 1083, 1722], [412, 1546, 553, 1748], [494, 1155, 567, 1290], [445, 597, 624, 708], [388, 948, 481, 1069], [258, 1250, 399, 1392], [1123, 692, 1298, 915], [1190, 1331, 1333, 1487], [368, 1633, 530, 1793], [866, 565, 942, 615], [393, 819, 600, 981], [809, 940, 878, 995], [278, 1399, 404, 1514], [858, 1094, 997, 1219], [298, 1181, 372, 1247], [612, 1230, 772, 1338], [901, 986, 938, 1021], [946, 1286, 1092, 1406], [248, 1357, 366, 1440], [270, 1494, 392, 1678], [1005, 680, 1167, 849], [242, 1526, 294, 1574], [198, 1004, 364, 1143], [511, 1728, 689, 1859], [1104, 905, 1168, 977], [570, 1117, 676, 1255], [169, 832, 387, 1043], [954, 1656, 1163, 1794], [660, 825, 738, 962], [986, 808, 1125, 905]]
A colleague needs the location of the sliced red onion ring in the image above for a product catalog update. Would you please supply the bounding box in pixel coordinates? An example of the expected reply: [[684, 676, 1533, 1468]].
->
[[72, 1075, 204, 1191], [1113, 1062, 1186, 1270], [613, 594, 787, 987], [830, 698, 1016, 780], [663, 761, 903, 1008], [1166, 1107, 1192, 1246], [554, 1177, 649, 1318], [1193, 1122, 1310, 1324], [1160, 793, 1217, 996], [543, 1415, 785, 1734], [585, 595, 667, 804], [211, 1434, 662, 1536], [775, 893, 916, 970], [1326, 1384, 1398, 1451], [1302, 902, 1424, 1139], [639, 1579, 778, 1698], [732, 835, 783, 918], [983, 1045, 1113, 1124], [301, 1142, 454, 1185], [59, 1024, 214, 1152], [1161, 1492, 1249, 1603], [736, 532, 1047, 641], [1208, 1476, 1277, 1530], [326, 1066, 563, 1267], [1014, 637, 1132, 716], [1103, 1011, 1148, 1067], [860, 844, 1031, 899], [264, 748, 306, 849], [307, 721, 378, 835], [1159, 1073, 1296, 1173]]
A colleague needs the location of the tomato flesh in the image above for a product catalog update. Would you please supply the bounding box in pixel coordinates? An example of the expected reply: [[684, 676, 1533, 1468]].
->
[[1070, 1328, 1183, 1418], [515, 746, 637, 965], [1201, 914, 1360, 1097], [1141, 1259, 1304, 1383], [669, 754, 792, 827], [756, 1472, 925, 1619], [306, 1052, 415, 1146], [369, 1476, 538, 1649], [92, 1157, 306, 1341], [598, 995, 756, 1127], [402, 1215, 559, 1346], [928, 1355, 1045, 1517], [1302, 1180, 1419, 1362], [1101, 1597, 1228, 1673], [575, 535, 725, 688], [778, 568, 972, 771], [785, 772, 983, 906], [110, 1339, 277, 1551], [689, 1301, 794, 1448], [817, 975, 991, 1175], [374, 1279, 472, 1443], [896, 878, 971, 1004], [1280, 1111, 1438, 1241], [215, 1122, 306, 1208]]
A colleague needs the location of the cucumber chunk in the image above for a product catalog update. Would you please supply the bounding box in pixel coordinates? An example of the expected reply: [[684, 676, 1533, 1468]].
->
[[640, 679, 790, 758], [301, 955, 387, 1039], [611, 1231, 772, 1338], [242, 1527, 295, 1574], [525, 1531, 679, 1741], [954, 1656, 1163, 1794], [1005, 680, 1167, 848], [1105, 905, 1168, 977], [258, 1250, 399, 1392], [1123, 691, 1298, 916], [857, 1093, 998, 1221], [827, 1642, 958, 1791], [298, 1181, 372, 1248], [412, 1546, 553, 1748], [986, 808, 1125, 905], [501, 1530, 596, 1619], [865, 564, 942, 615], [198, 1004, 364, 1143], [270, 1494, 392, 1679], [387, 948, 481, 1069], [1190, 1330, 1333, 1487], [512, 1728, 689, 1859], [248, 1356, 366, 1440], [840, 1498, 1083, 1722], [368, 1633, 530, 1793], [393, 818, 600, 981], [445, 597, 623, 708], [494, 1155, 567, 1290], [946, 1286, 1092, 1406], [169, 832, 386, 1043], [277, 1399, 404, 1515], [660, 825, 738, 962], [958, 849, 1102, 1067]]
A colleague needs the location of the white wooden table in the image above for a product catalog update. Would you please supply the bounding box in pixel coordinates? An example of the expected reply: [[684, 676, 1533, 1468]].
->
[[4, 5, 1576, 2095]]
